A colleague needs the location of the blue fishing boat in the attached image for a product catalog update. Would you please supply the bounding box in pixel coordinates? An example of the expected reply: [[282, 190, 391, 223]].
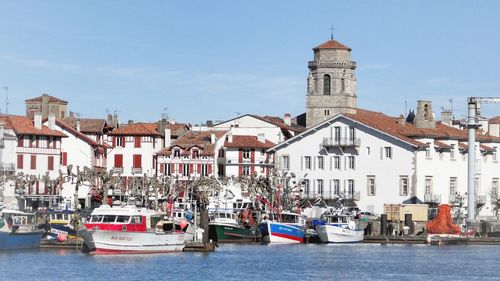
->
[[48, 209, 78, 238], [260, 212, 306, 244], [0, 209, 43, 250]]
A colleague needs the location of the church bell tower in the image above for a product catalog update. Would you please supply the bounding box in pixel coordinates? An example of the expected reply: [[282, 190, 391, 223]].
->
[[306, 38, 357, 128]]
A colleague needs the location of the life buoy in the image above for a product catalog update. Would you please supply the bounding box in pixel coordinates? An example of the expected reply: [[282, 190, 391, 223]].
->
[[122, 225, 127, 232]]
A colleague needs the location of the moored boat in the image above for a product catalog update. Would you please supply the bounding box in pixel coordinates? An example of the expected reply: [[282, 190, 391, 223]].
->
[[315, 213, 364, 243], [260, 212, 306, 244], [81, 204, 185, 254], [0, 209, 43, 250], [208, 208, 258, 242], [47, 209, 78, 239]]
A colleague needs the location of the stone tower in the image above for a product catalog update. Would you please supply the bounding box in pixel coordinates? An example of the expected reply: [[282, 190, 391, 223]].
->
[[413, 100, 436, 129], [25, 93, 68, 119], [306, 39, 357, 128]]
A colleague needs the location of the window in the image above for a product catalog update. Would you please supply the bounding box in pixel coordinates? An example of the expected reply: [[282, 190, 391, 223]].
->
[[317, 156, 324, 170], [492, 178, 499, 199], [425, 143, 432, 158], [46, 137, 51, 148], [17, 155, 23, 169], [333, 156, 340, 170], [366, 147, 370, 155], [303, 179, 310, 196], [243, 166, 250, 176], [201, 164, 208, 176], [400, 176, 409, 196], [323, 74, 331, 95], [449, 177, 457, 195], [242, 149, 250, 159], [114, 154, 123, 168], [349, 127, 355, 142], [61, 152, 68, 166], [493, 147, 497, 161], [133, 154, 142, 169], [218, 149, 225, 158], [333, 179, 340, 196], [115, 137, 125, 147], [183, 164, 190, 177], [260, 149, 265, 156], [282, 156, 290, 170], [450, 144, 456, 160], [384, 147, 392, 159], [192, 150, 199, 159], [48, 156, 54, 171], [348, 156, 355, 169], [334, 127, 341, 142], [425, 177, 433, 195], [324, 109, 330, 116], [341, 78, 345, 92], [304, 156, 311, 170], [17, 137, 24, 147], [317, 180, 324, 196], [134, 137, 141, 148], [347, 179, 355, 196], [30, 136, 36, 148], [30, 155, 36, 170], [173, 150, 180, 158], [367, 176, 376, 196]]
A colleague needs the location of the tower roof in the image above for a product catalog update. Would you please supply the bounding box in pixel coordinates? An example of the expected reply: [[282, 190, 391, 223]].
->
[[25, 94, 68, 104], [313, 39, 351, 51]]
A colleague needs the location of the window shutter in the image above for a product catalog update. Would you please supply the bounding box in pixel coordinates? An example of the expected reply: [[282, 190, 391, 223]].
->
[[208, 165, 212, 175], [17, 137, 23, 147], [238, 165, 242, 177], [179, 164, 183, 174], [189, 164, 194, 174], [380, 147, 384, 160], [48, 156, 54, 171], [250, 149, 255, 163], [301, 156, 304, 170], [160, 163, 165, 173], [170, 163, 175, 175], [197, 164, 201, 174], [238, 149, 243, 163], [112, 137, 116, 147], [17, 155, 23, 169]]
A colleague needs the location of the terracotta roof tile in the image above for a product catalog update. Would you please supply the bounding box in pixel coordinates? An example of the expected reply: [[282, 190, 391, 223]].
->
[[490, 116, 500, 124], [0, 115, 66, 137], [480, 144, 495, 152], [57, 119, 110, 148], [62, 117, 106, 133], [225, 135, 276, 149], [434, 140, 451, 149], [108, 123, 161, 136], [25, 94, 67, 104], [313, 40, 351, 51], [157, 130, 227, 157]]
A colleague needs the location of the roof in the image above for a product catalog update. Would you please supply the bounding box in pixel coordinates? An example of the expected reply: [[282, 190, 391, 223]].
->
[[0, 115, 66, 137], [157, 130, 227, 157], [108, 123, 161, 136], [270, 108, 500, 152], [225, 135, 276, 149], [313, 39, 351, 51], [490, 116, 500, 124], [25, 94, 68, 104], [434, 140, 451, 149], [56, 119, 110, 148], [62, 117, 107, 134], [251, 115, 306, 135]]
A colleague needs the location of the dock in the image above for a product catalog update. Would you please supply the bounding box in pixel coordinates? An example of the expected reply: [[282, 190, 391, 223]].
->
[[183, 242, 217, 252], [364, 235, 500, 245], [40, 239, 82, 249]]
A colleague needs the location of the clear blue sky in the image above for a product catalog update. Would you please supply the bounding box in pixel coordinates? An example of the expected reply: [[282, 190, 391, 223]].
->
[[1, 1, 499, 124]]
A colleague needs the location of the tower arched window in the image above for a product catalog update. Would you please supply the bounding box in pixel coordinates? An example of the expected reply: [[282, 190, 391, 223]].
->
[[323, 74, 331, 95]]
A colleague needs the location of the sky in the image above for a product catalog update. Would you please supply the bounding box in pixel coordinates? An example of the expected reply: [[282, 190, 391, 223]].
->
[[0, 1, 499, 125]]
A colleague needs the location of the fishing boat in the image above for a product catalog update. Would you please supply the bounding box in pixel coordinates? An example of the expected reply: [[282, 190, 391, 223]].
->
[[0, 209, 44, 250], [315, 212, 364, 243], [208, 208, 258, 242], [81, 204, 185, 254], [47, 209, 78, 239], [260, 212, 306, 244]]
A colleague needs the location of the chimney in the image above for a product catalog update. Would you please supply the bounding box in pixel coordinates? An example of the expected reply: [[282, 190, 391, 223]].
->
[[227, 132, 233, 143], [69, 111, 75, 118], [489, 123, 499, 137], [76, 119, 81, 132], [441, 109, 454, 126], [258, 133, 265, 143], [164, 128, 171, 148], [413, 100, 436, 129], [211, 133, 216, 144], [396, 115, 406, 126], [48, 113, 56, 130], [284, 113, 291, 126], [206, 120, 214, 127], [128, 120, 134, 125], [34, 112, 42, 130]]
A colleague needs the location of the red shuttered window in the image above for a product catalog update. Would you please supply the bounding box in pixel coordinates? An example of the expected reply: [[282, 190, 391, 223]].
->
[[134, 137, 141, 148], [114, 154, 123, 168], [133, 154, 142, 168], [30, 155, 36, 170], [48, 156, 54, 171], [17, 155, 23, 169]]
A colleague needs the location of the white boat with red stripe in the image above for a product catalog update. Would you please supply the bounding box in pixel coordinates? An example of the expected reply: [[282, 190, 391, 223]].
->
[[81, 204, 185, 254]]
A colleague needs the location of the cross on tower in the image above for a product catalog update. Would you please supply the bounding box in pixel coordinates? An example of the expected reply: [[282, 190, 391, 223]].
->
[[330, 25, 335, 40]]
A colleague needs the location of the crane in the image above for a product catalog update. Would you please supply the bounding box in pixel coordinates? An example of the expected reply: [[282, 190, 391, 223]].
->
[[466, 97, 500, 224]]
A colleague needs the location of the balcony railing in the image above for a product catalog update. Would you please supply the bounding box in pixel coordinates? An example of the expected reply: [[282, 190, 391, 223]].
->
[[322, 137, 360, 148], [424, 193, 441, 203], [131, 167, 143, 174], [112, 167, 123, 174], [308, 60, 357, 69]]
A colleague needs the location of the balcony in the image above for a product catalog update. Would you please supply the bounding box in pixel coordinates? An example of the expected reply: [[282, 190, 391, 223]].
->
[[424, 193, 441, 204], [131, 167, 143, 175], [322, 137, 360, 148], [308, 60, 356, 69], [112, 167, 123, 174]]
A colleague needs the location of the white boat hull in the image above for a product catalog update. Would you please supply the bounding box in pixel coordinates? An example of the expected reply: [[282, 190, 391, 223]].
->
[[316, 224, 364, 243], [83, 229, 185, 254]]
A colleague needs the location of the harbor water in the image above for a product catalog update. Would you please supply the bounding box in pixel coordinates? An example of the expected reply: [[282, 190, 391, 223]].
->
[[1, 243, 499, 281]]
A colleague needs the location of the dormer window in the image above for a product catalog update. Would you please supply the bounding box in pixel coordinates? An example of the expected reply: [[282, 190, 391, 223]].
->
[[173, 150, 180, 158], [192, 150, 199, 159]]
